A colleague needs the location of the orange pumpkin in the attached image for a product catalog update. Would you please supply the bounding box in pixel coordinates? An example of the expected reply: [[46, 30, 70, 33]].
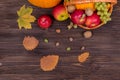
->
[[28, 0, 61, 8]]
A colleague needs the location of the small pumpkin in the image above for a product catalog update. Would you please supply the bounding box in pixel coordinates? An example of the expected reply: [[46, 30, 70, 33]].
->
[[75, 2, 95, 11], [28, 0, 61, 8]]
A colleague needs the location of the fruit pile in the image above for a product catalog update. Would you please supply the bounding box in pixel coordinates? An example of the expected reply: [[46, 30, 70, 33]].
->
[[64, 0, 116, 29]]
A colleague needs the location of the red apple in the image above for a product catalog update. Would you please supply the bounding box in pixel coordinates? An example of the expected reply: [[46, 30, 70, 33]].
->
[[52, 4, 69, 21], [38, 15, 52, 29], [71, 10, 86, 25], [85, 13, 101, 28]]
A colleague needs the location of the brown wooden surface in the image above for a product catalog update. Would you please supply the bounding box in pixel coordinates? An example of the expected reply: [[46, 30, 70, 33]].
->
[[0, 0, 120, 80]]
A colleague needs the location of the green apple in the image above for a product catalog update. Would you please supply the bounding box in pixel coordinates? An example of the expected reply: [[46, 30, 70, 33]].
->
[[52, 4, 69, 21]]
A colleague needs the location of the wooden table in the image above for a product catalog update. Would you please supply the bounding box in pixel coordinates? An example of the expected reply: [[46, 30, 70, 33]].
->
[[0, 0, 120, 80]]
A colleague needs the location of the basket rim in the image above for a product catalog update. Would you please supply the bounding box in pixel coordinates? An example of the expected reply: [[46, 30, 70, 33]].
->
[[64, 0, 117, 6]]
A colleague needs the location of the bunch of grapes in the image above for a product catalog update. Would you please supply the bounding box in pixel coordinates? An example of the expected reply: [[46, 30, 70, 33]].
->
[[95, 2, 111, 24]]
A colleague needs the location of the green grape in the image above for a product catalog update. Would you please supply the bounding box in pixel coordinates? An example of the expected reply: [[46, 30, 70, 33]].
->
[[107, 13, 111, 16], [106, 15, 110, 18], [100, 13, 104, 16], [104, 11, 108, 15], [108, 18, 111, 21], [95, 4, 98, 9], [97, 2, 101, 5], [99, 12, 103, 16], [102, 17, 105, 20], [99, 5, 103, 8], [103, 20, 106, 23], [101, 6, 104, 10], [95, 2, 111, 24], [97, 7, 101, 10], [105, 19, 109, 22], [102, 5, 107, 9], [104, 21, 107, 24], [95, 2, 99, 5], [97, 11, 101, 15], [104, 8, 108, 11], [100, 17, 103, 20], [102, 2, 106, 5], [99, 2, 102, 4]]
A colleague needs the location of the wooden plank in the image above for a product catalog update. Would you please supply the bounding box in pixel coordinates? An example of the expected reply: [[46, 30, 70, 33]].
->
[[0, 0, 120, 80]]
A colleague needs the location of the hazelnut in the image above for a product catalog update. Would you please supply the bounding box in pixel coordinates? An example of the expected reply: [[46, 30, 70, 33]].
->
[[83, 31, 92, 38], [67, 5, 76, 13], [85, 8, 94, 16]]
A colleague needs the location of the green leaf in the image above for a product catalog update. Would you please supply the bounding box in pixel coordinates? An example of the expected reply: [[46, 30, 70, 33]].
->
[[17, 5, 36, 29]]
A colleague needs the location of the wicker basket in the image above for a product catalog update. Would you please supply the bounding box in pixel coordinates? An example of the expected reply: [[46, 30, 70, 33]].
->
[[64, 0, 117, 30]]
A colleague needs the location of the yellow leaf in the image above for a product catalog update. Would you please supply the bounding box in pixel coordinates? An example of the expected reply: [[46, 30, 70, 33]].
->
[[17, 5, 36, 29], [22, 14, 36, 22]]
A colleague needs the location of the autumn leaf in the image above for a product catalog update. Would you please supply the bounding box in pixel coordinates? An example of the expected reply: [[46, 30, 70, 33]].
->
[[17, 5, 36, 29], [40, 55, 59, 71], [78, 52, 90, 63]]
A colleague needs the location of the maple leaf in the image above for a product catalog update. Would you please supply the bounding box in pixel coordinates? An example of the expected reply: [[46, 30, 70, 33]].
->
[[17, 5, 36, 29]]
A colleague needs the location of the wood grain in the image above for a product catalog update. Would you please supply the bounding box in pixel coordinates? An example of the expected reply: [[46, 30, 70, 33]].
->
[[0, 0, 120, 80]]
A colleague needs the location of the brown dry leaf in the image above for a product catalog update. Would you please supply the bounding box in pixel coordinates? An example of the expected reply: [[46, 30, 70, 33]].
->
[[78, 52, 90, 63], [23, 36, 39, 50], [40, 55, 59, 71]]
